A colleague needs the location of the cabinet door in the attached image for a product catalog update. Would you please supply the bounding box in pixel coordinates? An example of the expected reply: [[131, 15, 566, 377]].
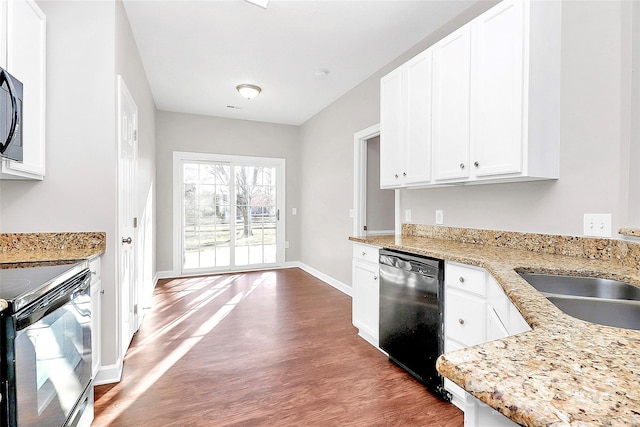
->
[[404, 49, 433, 185], [352, 260, 380, 346], [2, 0, 46, 179], [380, 67, 404, 188], [432, 24, 471, 181], [445, 288, 486, 346], [471, 0, 524, 177]]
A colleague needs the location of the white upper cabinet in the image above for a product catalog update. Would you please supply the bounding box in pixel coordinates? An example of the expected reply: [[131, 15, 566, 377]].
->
[[380, 0, 560, 188], [1, 0, 46, 180], [470, 0, 524, 178], [432, 24, 471, 181], [380, 67, 404, 188], [380, 48, 433, 188]]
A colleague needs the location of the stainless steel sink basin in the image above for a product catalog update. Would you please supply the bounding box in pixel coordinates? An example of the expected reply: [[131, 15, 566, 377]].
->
[[518, 272, 640, 300], [518, 272, 640, 330]]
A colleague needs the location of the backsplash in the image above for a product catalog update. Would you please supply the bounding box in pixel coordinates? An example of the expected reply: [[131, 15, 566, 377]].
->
[[402, 224, 640, 269]]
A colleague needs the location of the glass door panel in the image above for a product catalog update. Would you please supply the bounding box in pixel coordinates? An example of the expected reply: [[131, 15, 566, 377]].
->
[[180, 158, 283, 273]]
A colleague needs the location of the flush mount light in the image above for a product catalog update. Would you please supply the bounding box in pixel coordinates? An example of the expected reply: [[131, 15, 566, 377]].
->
[[244, 0, 269, 8], [236, 84, 262, 100]]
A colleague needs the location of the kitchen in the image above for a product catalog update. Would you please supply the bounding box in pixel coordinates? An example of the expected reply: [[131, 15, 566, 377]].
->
[[0, 0, 639, 426]]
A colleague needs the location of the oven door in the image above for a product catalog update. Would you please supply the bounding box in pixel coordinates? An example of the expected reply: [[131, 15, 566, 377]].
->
[[6, 271, 92, 427]]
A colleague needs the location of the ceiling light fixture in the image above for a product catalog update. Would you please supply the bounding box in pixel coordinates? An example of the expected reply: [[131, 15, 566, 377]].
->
[[244, 0, 269, 9], [236, 84, 262, 100]]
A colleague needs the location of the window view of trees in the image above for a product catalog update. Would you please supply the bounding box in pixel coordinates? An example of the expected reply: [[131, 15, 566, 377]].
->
[[183, 161, 277, 270]]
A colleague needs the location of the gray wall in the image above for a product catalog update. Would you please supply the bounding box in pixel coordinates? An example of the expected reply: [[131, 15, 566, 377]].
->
[[0, 0, 157, 370], [298, 1, 638, 287], [365, 136, 394, 233], [155, 111, 301, 273]]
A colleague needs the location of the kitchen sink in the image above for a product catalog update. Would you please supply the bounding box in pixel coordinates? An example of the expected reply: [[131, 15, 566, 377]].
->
[[518, 272, 640, 330]]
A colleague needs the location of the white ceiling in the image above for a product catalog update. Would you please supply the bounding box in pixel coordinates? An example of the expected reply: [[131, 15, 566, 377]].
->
[[123, 0, 477, 126]]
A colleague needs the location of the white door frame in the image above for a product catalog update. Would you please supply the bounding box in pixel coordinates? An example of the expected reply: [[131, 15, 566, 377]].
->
[[117, 75, 139, 359], [353, 123, 401, 236]]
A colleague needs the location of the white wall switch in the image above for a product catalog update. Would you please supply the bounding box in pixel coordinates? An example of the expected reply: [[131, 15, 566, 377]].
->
[[292, 208, 297, 215], [285, 241, 290, 249], [405, 209, 412, 222], [349, 209, 354, 218], [435, 210, 444, 225], [583, 213, 612, 237]]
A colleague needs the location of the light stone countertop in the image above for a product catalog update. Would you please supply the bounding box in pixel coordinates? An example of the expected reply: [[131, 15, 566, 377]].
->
[[0, 232, 106, 267], [350, 233, 640, 427]]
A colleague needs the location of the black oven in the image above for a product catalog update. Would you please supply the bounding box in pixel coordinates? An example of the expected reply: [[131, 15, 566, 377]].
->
[[0, 261, 92, 427]]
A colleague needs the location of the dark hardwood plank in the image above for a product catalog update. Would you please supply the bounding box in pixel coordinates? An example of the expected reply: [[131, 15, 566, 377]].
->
[[93, 268, 463, 426]]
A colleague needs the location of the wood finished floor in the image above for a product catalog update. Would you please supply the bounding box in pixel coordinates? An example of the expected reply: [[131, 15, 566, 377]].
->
[[93, 268, 463, 426]]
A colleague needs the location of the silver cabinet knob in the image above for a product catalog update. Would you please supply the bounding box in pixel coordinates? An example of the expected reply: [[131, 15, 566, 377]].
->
[[395, 174, 399, 179], [403, 172, 407, 177], [459, 163, 465, 169], [474, 161, 479, 167], [122, 237, 132, 244], [100, 289, 105, 295], [459, 276, 465, 283], [373, 275, 378, 281], [459, 318, 465, 325], [362, 251, 367, 256]]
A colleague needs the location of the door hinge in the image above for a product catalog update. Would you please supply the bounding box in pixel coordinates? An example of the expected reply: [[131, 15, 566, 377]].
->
[[364, 225, 368, 231], [133, 217, 138, 228], [276, 209, 280, 221], [134, 304, 139, 315], [133, 130, 138, 141]]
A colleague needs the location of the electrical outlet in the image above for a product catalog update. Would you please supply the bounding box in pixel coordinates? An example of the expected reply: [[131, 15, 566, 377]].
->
[[583, 213, 612, 237], [292, 208, 297, 215], [435, 210, 444, 225], [405, 209, 412, 222]]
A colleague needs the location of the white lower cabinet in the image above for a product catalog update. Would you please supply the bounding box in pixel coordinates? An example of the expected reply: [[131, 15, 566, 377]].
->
[[444, 261, 530, 427], [351, 243, 380, 347]]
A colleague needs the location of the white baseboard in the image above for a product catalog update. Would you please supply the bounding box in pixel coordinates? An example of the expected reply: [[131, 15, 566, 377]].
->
[[94, 359, 123, 386]]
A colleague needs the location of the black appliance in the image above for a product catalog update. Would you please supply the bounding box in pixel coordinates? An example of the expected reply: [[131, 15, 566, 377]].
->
[[0, 66, 23, 162], [0, 261, 93, 427], [378, 249, 449, 401]]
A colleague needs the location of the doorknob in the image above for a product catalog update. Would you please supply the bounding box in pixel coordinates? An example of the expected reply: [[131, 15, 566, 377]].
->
[[122, 237, 132, 244]]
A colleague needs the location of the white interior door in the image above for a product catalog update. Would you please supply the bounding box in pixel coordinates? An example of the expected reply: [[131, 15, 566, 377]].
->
[[117, 75, 138, 357]]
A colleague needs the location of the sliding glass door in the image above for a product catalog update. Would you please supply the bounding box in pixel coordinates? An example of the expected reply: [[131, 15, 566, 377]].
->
[[174, 152, 285, 274]]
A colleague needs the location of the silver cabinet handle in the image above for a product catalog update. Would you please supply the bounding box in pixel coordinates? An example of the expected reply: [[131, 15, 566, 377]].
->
[[459, 163, 465, 169], [458, 318, 465, 325], [122, 237, 132, 244], [459, 276, 465, 283], [474, 161, 479, 167]]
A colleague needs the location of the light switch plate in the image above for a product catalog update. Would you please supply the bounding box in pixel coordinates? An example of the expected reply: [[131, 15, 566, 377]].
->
[[583, 213, 612, 237], [435, 210, 444, 225], [405, 209, 412, 222]]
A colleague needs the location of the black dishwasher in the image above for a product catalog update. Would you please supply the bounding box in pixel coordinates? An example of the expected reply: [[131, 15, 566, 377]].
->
[[379, 249, 449, 401]]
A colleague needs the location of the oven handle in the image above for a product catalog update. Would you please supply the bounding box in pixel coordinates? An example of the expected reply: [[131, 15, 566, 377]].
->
[[14, 270, 91, 331]]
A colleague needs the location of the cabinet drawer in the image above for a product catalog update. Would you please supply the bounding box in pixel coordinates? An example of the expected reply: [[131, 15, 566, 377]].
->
[[446, 262, 486, 296], [352, 243, 379, 264], [445, 289, 486, 346]]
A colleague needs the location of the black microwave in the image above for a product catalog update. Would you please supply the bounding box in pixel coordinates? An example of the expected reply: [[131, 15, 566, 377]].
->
[[0, 67, 22, 162]]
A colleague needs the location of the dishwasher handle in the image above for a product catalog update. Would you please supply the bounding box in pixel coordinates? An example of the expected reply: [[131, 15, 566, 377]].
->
[[379, 250, 441, 278]]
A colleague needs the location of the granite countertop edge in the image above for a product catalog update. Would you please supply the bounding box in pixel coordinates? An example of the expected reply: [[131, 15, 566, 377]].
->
[[350, 234, 640, 427], [0, 232, 106, 266]]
